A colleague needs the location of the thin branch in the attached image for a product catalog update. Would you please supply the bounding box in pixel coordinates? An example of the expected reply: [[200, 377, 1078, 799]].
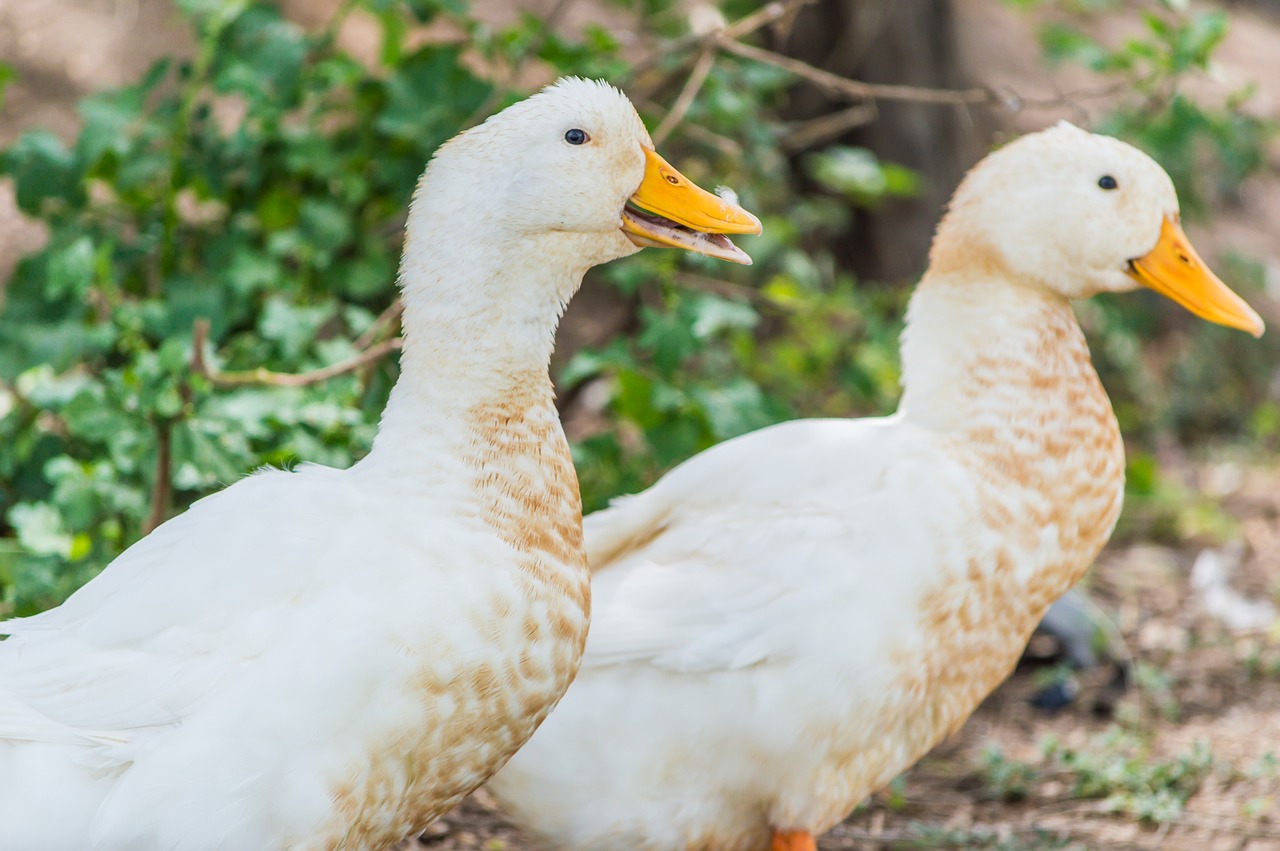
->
[[627, 0, 816, 94], [542, 0, 576, 33], [652, 47, 716, 146], [781, 103, 878, 153], [680, 122, 743, 157], [675, 271, 785, 307], [638, 96, 743, 156], [191, 318, 403, 389], [353, 298, 404, 350], [1004, 79, 1132, 116], [722, 0, 811, 41], [717, 37, 993, 106], [144, 422, 172, 535]]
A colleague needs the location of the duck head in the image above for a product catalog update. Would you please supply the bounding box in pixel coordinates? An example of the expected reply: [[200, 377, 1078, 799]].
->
[[412, 77, 761, 271], [930, 121, 1263, 337]]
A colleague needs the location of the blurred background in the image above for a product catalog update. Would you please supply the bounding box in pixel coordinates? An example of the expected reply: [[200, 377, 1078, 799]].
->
[[0, 0, 1277, 847]]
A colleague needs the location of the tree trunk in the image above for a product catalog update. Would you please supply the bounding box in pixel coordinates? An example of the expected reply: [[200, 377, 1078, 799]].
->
[[777, 0, 989, 282]]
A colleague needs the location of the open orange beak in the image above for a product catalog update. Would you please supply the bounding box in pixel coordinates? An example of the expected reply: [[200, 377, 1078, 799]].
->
[[621, 148, 762, 265], [1126, 217, 1264, 337]]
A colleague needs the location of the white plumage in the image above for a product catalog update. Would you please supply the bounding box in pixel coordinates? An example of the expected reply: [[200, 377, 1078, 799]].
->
[[487, 123, 1264, 851], [0, 78, 759, 851]]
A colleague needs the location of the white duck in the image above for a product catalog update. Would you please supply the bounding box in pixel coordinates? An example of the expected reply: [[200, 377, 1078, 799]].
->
[[487, 122, 1264, 851], [0, 78, 760, 851]]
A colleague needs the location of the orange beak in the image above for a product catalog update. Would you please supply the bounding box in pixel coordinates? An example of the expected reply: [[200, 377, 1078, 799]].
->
[[1126, 217, 1264, 337], [621, 148, 762, 265]]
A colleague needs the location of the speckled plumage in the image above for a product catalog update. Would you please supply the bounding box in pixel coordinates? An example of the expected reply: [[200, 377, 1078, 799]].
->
[[487, 124, 1253, 851], [0, 79, 681, 851]]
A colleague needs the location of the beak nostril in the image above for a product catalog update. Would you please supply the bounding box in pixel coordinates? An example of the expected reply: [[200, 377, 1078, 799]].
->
[[664, 174, 679, 185], [1178, 253, 1190, 264]]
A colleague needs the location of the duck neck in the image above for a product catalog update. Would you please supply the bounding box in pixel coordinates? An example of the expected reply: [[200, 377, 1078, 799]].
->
[[899, 272, 1111, 441], [366, 228, 588, 470], [898, 270, 1126, 606]]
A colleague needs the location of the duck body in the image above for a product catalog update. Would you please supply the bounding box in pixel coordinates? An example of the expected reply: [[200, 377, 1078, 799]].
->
[[0, 78, 760, 850], [488, 123, 1263, 850], [1, 404, 585, 849], [492, 278, 1125, 851]]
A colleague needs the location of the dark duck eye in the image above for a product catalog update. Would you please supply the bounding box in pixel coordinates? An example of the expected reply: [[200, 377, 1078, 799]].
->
[[1098, 175, 1118, 190], [565, 128, 589, 145]]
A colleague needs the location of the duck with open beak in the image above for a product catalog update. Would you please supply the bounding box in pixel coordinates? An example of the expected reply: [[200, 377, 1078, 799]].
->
[[621, 148, 763, 265]]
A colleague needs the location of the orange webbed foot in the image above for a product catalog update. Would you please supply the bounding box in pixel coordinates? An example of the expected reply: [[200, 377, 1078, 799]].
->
[[771, 828, 817, 851]]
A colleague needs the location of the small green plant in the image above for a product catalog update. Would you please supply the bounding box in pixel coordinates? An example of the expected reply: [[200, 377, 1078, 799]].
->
[[979, 746, 1039, 802], [979, 730, 1215, 825], [1115, 450, 1239, 545], [1, 0, 504, 614], [1057, 734, 1213, 822]]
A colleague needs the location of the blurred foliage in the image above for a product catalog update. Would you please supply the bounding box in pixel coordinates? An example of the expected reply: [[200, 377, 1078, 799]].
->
[[0, 0, 1275, 615], [0, 0, 905, 615], [1038, 1, 1267, 213]]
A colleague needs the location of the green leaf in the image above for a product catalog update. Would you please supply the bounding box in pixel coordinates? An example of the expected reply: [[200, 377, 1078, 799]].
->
[[378, 9, 408, 67], [689, 379, 773, 441], [0, 63, 15, 112], [298, 198, 353, 251], [8, 503, 72, 558], [213, 7, 307, 104], [46, 235, 96, 299], [1, 130, 85, 213], [258, 297, 336, 360], [376, 46, 493, 148], [689, 295, 758, 339], [803, 147, 919, 206]]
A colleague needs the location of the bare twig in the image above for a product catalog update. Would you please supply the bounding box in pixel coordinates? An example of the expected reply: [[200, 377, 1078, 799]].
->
[[717, 37, 993, 107], [680, 122, 743, 157], [675, 271, 785, 307], [190, 318, 211, 376], [353, 299, 404, 350], [191, 318, 403, 389], [144, 422, 172, 535], [680, 124, 742, 159], [781, 103, 878, 152], [542, 0, 576, 33], [652, 47, 716, 146], [638, 96, 743, 156], [627, 0, 816, 94]]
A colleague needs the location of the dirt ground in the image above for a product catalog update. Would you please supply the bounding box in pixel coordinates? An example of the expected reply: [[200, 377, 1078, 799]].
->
[[2, 1, 1279, 849]]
